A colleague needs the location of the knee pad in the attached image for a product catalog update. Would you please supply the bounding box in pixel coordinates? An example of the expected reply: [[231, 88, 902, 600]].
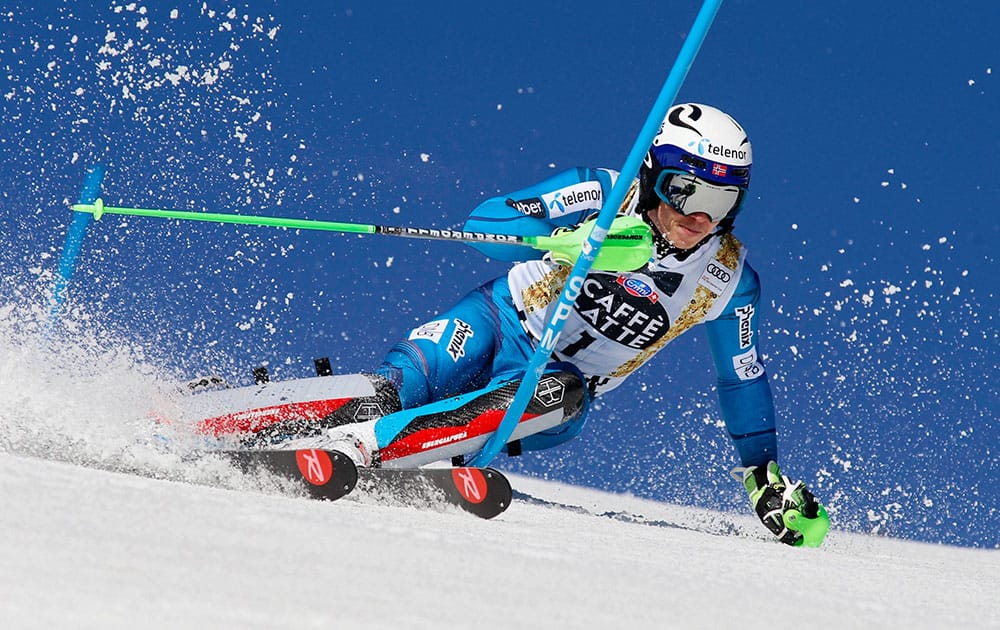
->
[[513, 368, 590, 452], [520, 371, 590, 451]]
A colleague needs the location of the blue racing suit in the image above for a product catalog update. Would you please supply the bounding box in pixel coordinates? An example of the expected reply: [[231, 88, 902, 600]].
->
[[376, 167, 778, 467]]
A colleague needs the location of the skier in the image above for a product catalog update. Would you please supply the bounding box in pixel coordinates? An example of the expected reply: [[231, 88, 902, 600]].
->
[[284, 103, 827, 546]]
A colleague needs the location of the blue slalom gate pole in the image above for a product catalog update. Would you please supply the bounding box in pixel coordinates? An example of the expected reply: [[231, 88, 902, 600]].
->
[[470, 0, 725, 466], [49, 164, 105, 324]]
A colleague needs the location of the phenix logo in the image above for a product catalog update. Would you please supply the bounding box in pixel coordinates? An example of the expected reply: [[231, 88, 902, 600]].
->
[[690, 138, 748, 162], [446, 319, 474, 362], [735, 304, 754, 349]]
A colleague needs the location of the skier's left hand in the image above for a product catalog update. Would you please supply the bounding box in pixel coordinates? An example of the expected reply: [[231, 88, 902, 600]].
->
[[737, 461, 829, 547]]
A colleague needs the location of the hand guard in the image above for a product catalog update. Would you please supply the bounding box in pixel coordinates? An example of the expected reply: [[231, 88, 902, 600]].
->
[[737, 461, 829, 547]]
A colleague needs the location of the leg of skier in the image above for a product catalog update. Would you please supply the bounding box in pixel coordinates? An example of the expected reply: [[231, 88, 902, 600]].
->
[[372, 368, 588, 468], [284, 278, 591, 467]]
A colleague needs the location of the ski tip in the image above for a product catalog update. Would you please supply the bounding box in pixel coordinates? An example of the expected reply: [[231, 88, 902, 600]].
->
[[221, 448, 359, 501], [293, 448, 357, 488]]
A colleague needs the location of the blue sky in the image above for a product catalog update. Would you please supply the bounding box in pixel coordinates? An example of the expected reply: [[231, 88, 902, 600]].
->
[[1, 1, 997, 546]]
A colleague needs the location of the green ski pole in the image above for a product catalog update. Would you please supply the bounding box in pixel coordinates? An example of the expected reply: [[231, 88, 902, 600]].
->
[[72, 198, 652, 272]]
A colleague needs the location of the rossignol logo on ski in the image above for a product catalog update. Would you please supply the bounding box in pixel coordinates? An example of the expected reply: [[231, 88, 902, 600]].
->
[[451, 467, 488, 504], [446, 319, 474, 361], [295, 449, 333, 485]]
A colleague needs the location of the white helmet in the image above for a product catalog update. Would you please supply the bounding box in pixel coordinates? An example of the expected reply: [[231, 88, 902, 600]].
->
[[638, 103, 752, 224]]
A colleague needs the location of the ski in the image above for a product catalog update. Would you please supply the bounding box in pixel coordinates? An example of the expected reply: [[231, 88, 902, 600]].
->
[[356, 465, 512, 520], [224, 448, 359, 501], [218, 449, 512, 519]]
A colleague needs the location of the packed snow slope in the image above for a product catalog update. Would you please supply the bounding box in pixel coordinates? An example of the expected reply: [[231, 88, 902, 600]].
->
[[1, 310, 996, 629], [1, 0, 996, 570], [2, 452, 998, 630]]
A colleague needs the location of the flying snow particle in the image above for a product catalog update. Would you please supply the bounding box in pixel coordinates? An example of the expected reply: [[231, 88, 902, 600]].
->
[[419, 153, 430, 162]]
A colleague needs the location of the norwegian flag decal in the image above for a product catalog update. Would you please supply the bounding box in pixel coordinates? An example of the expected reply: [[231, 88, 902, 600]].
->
[[712, 163, 728, 177]]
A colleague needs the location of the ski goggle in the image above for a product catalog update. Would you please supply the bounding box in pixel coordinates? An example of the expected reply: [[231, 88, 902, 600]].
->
[[653, 169, 746, 223]]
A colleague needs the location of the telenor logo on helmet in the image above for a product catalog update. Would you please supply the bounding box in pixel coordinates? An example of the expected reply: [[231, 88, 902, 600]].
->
[[693, 138, 748, 162]]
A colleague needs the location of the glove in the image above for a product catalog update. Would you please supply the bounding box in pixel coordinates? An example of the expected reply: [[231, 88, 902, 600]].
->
[[737, 461, 829, 547], [544, 215, 652, 272]]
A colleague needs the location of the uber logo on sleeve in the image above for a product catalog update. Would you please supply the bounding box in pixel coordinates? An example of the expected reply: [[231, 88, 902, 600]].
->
[[446, 319, 474, 362]]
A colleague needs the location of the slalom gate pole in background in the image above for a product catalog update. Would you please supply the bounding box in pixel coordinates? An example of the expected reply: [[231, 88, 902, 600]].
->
[[49, 164, 105, 326], [469, 0, 725, 467]]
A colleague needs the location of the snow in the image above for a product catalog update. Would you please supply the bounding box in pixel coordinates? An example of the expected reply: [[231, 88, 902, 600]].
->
[[2, 452, 997, 630], [0, 4, 997, 624]]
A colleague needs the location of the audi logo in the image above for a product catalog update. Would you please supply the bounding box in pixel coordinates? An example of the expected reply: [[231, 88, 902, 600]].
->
[[706, 263, 731, 282]]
